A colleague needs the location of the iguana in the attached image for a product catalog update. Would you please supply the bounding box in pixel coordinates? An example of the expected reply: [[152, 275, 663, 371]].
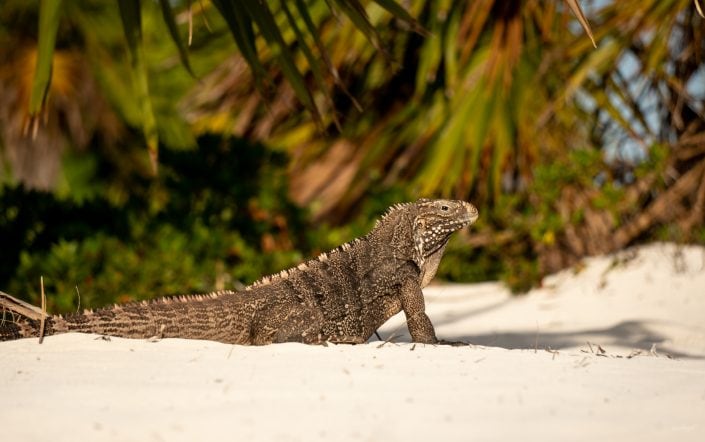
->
[[0, 199, 478, 345]]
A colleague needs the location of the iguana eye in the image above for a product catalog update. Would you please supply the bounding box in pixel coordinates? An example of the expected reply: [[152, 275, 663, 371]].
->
[[441, 205, 449, 211]]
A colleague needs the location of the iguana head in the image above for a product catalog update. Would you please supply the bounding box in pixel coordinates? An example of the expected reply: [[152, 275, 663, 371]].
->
[[371, 199, 478, 270], [412, 199, 479, 261]]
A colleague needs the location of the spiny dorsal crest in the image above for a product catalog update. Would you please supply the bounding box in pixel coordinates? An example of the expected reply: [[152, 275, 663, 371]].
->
[[247, 237, 365, 290], [54, 291, 234, 319], [246, 199, 478, 290], [373, 202, 413, 228], [247, 201, 420, 290], [150, 290, 232, 305]]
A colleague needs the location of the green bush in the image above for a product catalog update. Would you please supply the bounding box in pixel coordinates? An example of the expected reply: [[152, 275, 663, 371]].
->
[[10, 224, 303, 312], [1, 135, 308, 313]]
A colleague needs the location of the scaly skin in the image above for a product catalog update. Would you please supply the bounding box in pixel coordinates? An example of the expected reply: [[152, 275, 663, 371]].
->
[[0, 199, 479, 345]]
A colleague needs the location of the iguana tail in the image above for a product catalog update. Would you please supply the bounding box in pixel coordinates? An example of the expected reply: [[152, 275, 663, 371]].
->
[[0, 291, 46, 341], [1, 289, 255, 344]]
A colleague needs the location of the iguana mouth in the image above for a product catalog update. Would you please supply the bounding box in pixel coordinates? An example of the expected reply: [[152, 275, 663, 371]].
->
[[460, 202, 479, 226]]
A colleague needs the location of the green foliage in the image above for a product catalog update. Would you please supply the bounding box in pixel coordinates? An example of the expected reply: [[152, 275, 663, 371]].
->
[[28, 0, 421, 164], [696, 228, 705, 245], [1, 135, 308, 313], [205, 1, 598, 209], [3, 0, 703, 306], [436, 237, 504, 284], [10, 223, 301, 313], [501, 258, 541, 295], [482, 148, 613, 292], [29, 0, 62, 117], [530, 148, 604, 232], [635, 143, 669, 179], [117, 0, 159, 171]]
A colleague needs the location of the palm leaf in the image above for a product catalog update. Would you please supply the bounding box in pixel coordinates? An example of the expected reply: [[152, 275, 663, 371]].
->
[[371, 0, 428, 35], [118, 0, 159, 173], [294, 0, 362, 111], [157, 0, 195, 77], [240, 0, 322, 126], [210, 0, 267, 94], [28, 0, 63, 132], [414, 1, 442, 97], [329, 0, 386, 55], [563, 0, 596, 47]]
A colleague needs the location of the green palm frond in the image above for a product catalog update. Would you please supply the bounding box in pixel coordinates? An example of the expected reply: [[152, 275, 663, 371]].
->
[[118, 0, 159, 173], [158, 0, 195, 77], [29, 0, 423, 169], [27, 0, 62, 136], [181, 0, 703, 226]]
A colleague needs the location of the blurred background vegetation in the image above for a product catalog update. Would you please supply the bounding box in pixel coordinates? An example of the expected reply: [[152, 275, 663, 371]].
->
[[1, 0, 704, 313]]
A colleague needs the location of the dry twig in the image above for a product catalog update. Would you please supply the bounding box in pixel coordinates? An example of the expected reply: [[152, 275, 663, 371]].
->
[[38, 276, 47, 344]]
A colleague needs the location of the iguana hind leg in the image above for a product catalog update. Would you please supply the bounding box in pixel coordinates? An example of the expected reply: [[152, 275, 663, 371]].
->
[[251, 302, 325, 345]]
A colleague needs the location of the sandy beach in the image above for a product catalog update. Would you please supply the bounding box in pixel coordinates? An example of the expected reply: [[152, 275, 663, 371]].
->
[[1, 242, 704, 441]]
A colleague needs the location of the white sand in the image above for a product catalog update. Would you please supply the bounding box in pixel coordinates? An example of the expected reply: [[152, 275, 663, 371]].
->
[[1, 242, 704, 441]]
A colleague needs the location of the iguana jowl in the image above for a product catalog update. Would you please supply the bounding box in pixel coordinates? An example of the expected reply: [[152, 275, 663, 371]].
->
[[0, 199, 478, 345]]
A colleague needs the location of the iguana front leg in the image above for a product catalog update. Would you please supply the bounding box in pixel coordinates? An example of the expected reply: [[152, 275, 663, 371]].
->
[[399, 278, 438, 344]]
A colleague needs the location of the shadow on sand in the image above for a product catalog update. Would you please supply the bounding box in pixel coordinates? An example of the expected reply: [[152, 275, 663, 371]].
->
[[441, 320, 700, 359], [380, 302, 701, 358]]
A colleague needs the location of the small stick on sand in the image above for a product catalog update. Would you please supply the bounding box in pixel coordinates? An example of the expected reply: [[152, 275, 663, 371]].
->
[[38, 276, 47, 344], [376, 332, 399, 348], [75, 285, 81, 313]]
